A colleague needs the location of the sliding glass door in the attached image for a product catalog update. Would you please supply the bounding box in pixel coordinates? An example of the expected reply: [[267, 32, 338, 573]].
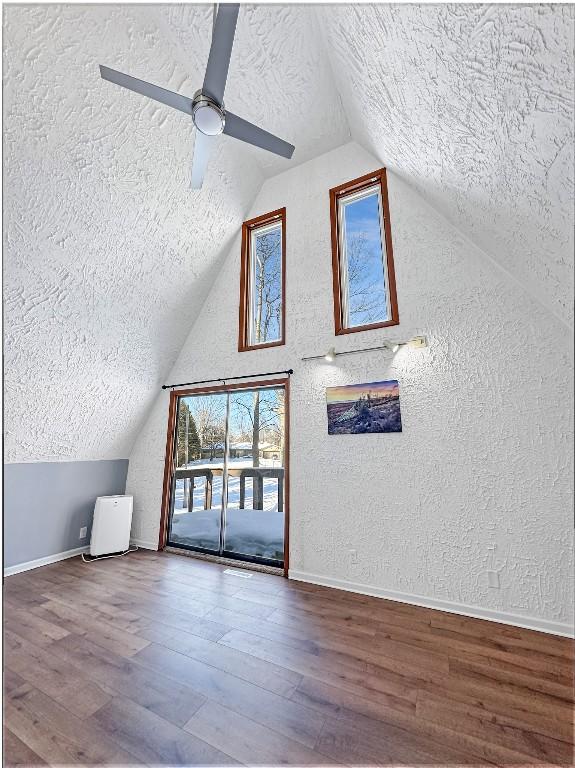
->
[[166, 383, 287, 568], [168, 391, 228, 554]]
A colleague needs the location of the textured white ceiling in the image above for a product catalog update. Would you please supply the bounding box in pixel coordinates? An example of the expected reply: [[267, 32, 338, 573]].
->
[[2, 4, 264, 462], [321, 4, 574, 328], [4, 4, 573, 463], [157, 3, 350, 175], [3, 3, 350, 462]]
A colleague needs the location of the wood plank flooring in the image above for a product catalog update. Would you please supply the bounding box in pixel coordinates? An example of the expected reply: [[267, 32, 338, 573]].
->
[[3, 550, 574, 767]]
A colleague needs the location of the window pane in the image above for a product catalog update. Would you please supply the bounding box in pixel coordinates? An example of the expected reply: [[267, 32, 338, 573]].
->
[[168, 393, 227, 552], [249, 222, 282, 345], [224, 387, 285, 563], [340, 188, 389, 328]]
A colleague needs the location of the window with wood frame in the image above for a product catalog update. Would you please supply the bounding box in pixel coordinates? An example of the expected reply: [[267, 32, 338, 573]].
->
[[238, 208, 286, 351], [329, 169, 398, 334]]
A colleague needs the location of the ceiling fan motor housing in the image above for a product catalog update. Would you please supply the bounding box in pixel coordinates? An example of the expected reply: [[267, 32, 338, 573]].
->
[[192, 92, 225, 136]]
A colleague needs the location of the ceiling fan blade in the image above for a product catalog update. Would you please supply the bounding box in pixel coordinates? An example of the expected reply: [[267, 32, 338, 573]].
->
[[202, 4, 239, 105], [191, 130, 216, 189], [100, 65, 193, 116], [223, 112, 295, 159]]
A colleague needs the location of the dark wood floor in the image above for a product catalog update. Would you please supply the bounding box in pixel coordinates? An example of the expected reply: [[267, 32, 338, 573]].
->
[[3, 551, 574, 767]]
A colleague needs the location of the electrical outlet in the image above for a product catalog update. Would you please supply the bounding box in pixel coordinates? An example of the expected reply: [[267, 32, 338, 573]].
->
[[487, 570, 500, 589], [349, 549, 358, 565], [408, 335, 427, 349], [79, 526, 88, 540]]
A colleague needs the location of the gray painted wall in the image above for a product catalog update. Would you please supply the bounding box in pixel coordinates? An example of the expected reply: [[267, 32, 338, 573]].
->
[[4, 459, 129, 568]]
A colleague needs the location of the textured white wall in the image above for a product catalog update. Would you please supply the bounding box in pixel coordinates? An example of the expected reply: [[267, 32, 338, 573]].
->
[[321, 4, 575, 329], [128, 142, 574, 633]]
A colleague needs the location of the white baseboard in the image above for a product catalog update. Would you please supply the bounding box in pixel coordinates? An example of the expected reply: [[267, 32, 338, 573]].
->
[[288, 570, 574, 639], [130, 538, 158, 551], [4, 540, 158, 576], [4, 546, 90, 577]]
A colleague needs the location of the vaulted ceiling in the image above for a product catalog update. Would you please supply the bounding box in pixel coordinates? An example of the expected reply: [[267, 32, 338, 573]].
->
[[4, 4, 573, 462], [323, 4, 574, 328]]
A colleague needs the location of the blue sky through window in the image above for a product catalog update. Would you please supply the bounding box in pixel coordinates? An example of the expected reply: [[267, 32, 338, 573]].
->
[[342, 190, 388, 326]]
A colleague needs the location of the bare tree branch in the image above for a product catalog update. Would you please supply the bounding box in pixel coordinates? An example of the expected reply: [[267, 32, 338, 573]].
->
[[346, 232, 387, 323]]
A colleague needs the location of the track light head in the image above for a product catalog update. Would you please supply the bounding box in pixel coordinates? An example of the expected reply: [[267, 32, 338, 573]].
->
[[324, 347, 336, 363]]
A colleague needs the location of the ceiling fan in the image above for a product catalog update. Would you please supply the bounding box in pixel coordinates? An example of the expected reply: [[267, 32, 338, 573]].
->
[[100, 4, 295, 189]]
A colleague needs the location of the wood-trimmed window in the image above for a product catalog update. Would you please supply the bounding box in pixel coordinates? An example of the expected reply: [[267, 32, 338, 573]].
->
[[329, 169, 399, 334], [238, 208, 286, 352]]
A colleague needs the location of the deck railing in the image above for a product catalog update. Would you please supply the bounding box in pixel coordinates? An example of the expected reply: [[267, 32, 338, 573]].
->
[[174, 467, 284, 513]]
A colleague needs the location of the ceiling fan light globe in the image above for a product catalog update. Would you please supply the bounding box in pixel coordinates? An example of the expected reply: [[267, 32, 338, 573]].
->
[[193, 101, 225, 136]]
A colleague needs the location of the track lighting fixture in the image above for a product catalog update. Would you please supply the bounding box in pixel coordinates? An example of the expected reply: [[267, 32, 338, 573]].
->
[[302, 336, 427, 362]]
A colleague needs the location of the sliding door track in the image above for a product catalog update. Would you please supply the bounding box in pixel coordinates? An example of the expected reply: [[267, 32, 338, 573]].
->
[[164, 546, 284, 576]]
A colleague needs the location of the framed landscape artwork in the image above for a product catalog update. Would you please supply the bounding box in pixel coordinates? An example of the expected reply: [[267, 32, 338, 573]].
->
[[326, 380, 402, 434]]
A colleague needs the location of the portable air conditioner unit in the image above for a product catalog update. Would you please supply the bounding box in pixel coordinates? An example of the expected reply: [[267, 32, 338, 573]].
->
[[90, 495, 133, 557]]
